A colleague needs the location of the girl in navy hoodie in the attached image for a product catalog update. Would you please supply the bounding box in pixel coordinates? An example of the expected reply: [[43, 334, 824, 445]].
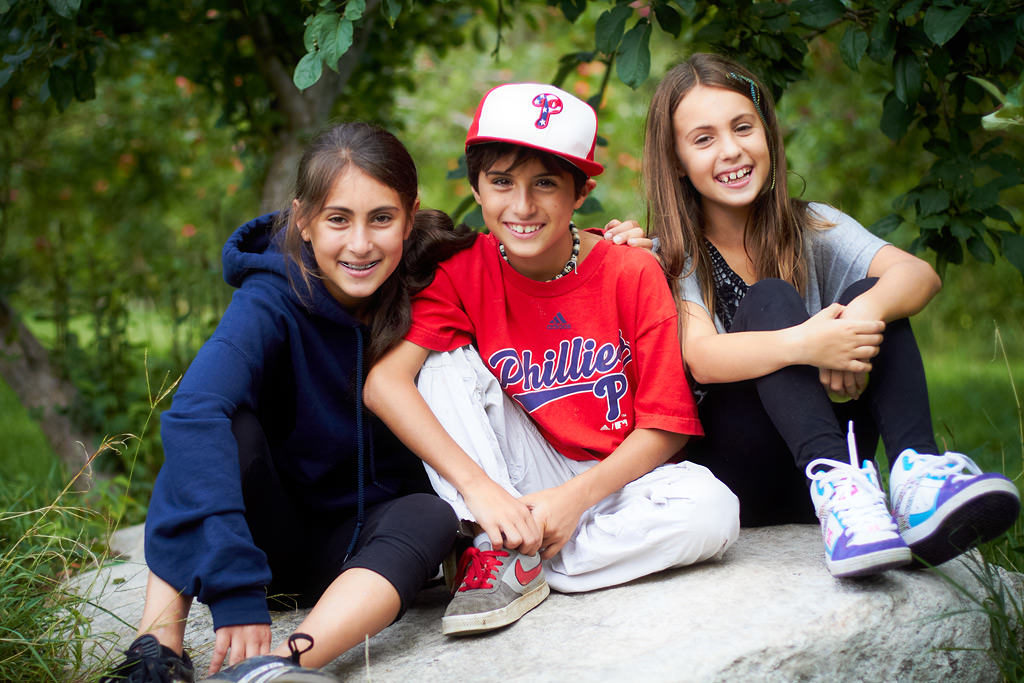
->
[[103, 123, 475, 682]]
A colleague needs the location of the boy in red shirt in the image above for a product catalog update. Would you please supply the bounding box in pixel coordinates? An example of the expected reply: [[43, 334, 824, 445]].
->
[[365, 83, 739, 635]]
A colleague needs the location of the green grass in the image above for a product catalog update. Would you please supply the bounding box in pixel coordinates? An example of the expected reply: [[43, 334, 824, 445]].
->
[[0, 377, 63, 491], [925, 342, 1023, 476]]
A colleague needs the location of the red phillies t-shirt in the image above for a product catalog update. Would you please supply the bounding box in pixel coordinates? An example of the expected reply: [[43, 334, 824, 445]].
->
[[407, 233, 702, 462]]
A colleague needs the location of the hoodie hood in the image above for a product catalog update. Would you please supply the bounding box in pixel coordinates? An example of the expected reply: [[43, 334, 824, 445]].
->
[[221, 212, 359, 327]]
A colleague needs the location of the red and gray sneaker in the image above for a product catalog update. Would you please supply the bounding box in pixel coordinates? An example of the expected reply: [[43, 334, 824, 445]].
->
[[99, 634, 194, 683], [890, 449, 1021, 567], [442, 543, 550, 636]]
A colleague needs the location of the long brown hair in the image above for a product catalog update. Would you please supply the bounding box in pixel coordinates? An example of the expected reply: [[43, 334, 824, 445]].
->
[[644, 53, 824, 313], [277, 122, 475, 364]]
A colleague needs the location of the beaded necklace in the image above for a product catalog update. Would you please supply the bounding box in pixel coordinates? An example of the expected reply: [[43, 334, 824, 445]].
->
[[498, 223, 580, 282]]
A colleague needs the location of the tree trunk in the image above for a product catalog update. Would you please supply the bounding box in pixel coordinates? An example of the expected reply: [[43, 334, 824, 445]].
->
[[0, 296, 95, 484], [249, 1, 381, 211]]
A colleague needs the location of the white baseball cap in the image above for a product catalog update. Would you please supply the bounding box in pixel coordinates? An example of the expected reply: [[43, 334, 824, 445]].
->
[[465, 82, 604, 177]]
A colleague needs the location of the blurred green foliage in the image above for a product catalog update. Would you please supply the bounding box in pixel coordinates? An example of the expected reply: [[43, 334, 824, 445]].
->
[[0, 1, 1021, 483]]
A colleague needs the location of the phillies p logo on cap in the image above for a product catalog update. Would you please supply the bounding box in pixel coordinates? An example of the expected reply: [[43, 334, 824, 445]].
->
[[466, 83, 604, 177], [532, 93, 563, 129]]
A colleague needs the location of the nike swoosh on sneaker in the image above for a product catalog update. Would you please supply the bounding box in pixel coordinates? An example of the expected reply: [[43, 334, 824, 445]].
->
[[514, 558, 543, 585]]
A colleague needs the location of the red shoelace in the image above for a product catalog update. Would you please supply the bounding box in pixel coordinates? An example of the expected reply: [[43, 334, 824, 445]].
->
[[454, 547, 509, 592]]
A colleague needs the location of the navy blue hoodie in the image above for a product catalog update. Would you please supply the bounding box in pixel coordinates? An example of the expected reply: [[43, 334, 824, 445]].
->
[[145, 213, 430, 629]]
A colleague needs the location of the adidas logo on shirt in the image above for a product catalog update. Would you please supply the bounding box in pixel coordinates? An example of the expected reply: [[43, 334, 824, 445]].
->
[[547, 312, 571, 330]]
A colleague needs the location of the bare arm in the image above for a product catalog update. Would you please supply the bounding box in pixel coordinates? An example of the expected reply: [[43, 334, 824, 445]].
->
[[363, 340, 542, 553], [841, 244, 942, 323], [821, 245, 941, 398], [681, 300, 884, 385], [520, 427, 686, 559]]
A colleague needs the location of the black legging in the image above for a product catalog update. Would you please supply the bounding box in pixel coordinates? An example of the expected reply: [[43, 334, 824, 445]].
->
[[231, 410, 457, 614], [686, 278, 938, 527]]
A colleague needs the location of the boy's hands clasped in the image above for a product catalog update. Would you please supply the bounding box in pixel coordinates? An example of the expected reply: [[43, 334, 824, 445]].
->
[[464, 477, 586, 561], [519, 485, 589, 560], [462, 477, 543, 555]]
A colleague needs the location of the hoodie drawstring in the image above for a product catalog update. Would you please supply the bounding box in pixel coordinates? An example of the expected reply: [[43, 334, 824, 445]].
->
[[343, 327, 366, 562]]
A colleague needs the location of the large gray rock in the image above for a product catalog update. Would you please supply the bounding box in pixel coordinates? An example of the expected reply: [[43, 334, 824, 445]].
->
[[78, 523, 1016, 682]]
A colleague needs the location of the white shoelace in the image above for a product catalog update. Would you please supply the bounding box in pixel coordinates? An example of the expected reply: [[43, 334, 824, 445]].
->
[[901, 451, 981, 480], [805, 423, 899, 540]]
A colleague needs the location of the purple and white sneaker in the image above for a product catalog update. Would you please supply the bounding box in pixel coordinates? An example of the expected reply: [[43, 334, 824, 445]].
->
[[806, 423, 912, 578], [890, 449, 1020, 567]]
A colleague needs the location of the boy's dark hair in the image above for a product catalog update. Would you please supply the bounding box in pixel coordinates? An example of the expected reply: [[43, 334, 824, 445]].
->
[[465, 142, 589, 198]]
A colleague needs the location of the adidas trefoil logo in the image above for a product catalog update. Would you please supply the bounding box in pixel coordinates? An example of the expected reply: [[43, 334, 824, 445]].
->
[[547, 312, 571, 329]]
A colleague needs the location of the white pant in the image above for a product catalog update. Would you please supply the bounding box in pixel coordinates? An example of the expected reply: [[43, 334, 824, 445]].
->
[[416, 346, 740, 593]]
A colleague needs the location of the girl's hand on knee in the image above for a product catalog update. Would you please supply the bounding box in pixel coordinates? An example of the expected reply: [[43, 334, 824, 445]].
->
[[796, 304, 883, 371], [602, 219, 653, 250], [208, 623, 271, 675]]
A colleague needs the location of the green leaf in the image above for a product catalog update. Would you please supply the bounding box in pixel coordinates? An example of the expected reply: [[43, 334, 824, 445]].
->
[[449, 193, 475, 225], [754, 34, 783, 61], [792, 0, 845, 29], [984, 205, 1020, 230], [868, 16, 896, 62], [616, 20, 651, 89], [1002, 233, 1024, 280], [893, 52, 922, 105], [917, 187, 950, 215], [554, 51, 590, 86], [293, 51, 324, 91], [880, 91, 912, 140], [988, 22, 1016, 68], [47, 67, 73, 111], [313, 12, 341, 48], [918, 215, 946, 230], [595, 5, 633, 55], [966, 235, 994, 263], [896, 0, 925, 22], [950, 217, 972, 239], [559, 0, 588, 23], [321, 18, 354, 71], [922, 5, 971, 46], [577, 195, 604, 215], [382, 0, 402, 27], [3, 47, 33, 66], [303, 15, 319, 52], [463, 205, 485, 230], [46, 0, 80, 19], [72, 67, 95, 101], [839, 27, 868, 71], [653, 4, 682, 38], [869, 213, 903, 237], [671, 0, 696, 15], [344, 0, 366, 21], [447, 155, 468, 181], [968, 182, 999, 211], [967, 76, 1006, 105]]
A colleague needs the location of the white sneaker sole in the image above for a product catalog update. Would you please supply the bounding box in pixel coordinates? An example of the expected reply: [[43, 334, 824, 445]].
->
[[826, 546, 912, 578], [899, 477, 1020, 565], [442, 581, 551, 636]]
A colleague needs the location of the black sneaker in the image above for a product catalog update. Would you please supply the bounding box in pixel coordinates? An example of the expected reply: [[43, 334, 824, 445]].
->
[[99, 634, 194, 683], [204, 633, 338, 682]]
